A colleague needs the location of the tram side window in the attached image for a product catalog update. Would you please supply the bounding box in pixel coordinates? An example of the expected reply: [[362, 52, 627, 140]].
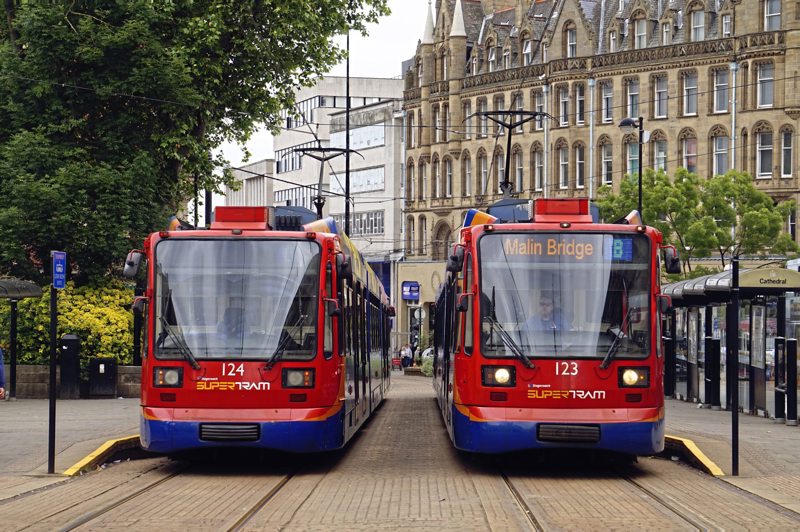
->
[[324, 266, 333, 357], [464, 257, 474, 354]]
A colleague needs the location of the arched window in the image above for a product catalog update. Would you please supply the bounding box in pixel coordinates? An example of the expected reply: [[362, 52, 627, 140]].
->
[[678, 127, 698, 174], [563, 21, 577, 58], [650, 130, 668, 172], [753, 121, 774, 178], [493, 147, 505, 194], [597, 135, 613, 185], [432, 155, 441, 198], [780, 124, 794, 178], [443, 157, 453, 198], [708, 125, 730, 176], [419, 216, 428, 255], [461, 151, 472, 197], [531, 142, 544, 191], [555, 138, 569, 189], [418, 160, 427, 200], [573, 142, 586, 189], [477, 149, 488, 195], [406, 216, 415, 255], [433, 222, 452, 261], [406, 159, 415, 202], [631, 11, 648, 49]]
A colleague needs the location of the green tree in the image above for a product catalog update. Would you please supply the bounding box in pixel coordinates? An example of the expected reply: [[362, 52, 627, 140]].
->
[[596, 168, 797, 273], [0, 0, 388, 285]]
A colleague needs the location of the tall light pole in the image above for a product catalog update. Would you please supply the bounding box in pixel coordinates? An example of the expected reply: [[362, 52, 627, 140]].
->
[[618, 116, 644, 221]]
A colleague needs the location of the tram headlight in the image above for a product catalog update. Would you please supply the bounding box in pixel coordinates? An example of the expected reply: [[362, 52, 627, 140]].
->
[[154, 367, 183, 388], [482, 366, 516, 387], [283, 368, 315, 388], [618, 367, 649, 388]]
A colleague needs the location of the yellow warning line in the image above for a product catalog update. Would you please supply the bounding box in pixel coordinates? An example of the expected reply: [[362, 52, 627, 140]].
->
[[665, 435, 725, 477], [63, 435, 140, 477]]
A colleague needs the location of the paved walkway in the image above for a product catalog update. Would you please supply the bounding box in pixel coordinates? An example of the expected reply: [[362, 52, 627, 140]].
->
[[0, 383, 798, 516]]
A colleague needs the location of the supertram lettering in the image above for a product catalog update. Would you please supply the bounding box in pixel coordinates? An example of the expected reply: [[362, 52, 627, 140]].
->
[[527, 389, 606, 400], [196, 381, 271, 391]]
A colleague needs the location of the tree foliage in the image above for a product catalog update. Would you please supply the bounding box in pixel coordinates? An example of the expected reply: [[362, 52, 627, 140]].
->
[[596, 168, 797, 273], [0, 0, 388, 285]]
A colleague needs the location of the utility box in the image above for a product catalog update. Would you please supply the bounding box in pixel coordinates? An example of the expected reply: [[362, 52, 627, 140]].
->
[[88, 358, 117, 397], [59, 334, 81, 399]]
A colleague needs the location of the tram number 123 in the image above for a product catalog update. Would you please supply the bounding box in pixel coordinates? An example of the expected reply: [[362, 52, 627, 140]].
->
[[555, 362, 578, 376]]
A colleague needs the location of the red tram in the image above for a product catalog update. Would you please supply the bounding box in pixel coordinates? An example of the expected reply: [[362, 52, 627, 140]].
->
[[432, 199, 680, 455], [124, 206, 392, 453]]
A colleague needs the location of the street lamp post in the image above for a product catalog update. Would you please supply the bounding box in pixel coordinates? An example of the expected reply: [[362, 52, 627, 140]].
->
[[618, 116, 644, 221]]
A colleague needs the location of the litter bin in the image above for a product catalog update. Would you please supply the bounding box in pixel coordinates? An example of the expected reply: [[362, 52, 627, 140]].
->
[[88, 358, 117, 397], [60, 334, 81, 399]]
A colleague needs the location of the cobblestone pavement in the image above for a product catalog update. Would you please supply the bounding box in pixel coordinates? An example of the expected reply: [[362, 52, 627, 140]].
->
[[1, 374, 798, 530]]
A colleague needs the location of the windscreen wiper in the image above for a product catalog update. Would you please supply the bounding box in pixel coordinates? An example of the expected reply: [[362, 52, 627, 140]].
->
[[600, 306, 637, 369], [265, 315, 306, 370], [485, 314, 535, 369], [157, 315, 201, 370]]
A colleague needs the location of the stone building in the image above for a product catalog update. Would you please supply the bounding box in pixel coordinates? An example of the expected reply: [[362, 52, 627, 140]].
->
[[404, 0, 799, 251]]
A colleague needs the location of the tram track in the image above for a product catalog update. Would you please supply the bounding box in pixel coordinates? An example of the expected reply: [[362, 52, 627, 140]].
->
[[621, 472, 707, 531], [499, 471, 545, 531]]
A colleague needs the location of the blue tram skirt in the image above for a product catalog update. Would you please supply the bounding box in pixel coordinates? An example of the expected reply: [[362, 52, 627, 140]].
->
[[141, 414, 344, 454], [451, 406, 665, 455]]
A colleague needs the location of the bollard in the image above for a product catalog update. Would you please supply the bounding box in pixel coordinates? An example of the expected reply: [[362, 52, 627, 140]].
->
[[774, 337, 786, 423], [787, 339, 797, 426]]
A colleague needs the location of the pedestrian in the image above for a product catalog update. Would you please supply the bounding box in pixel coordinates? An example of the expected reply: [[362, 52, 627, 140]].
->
[[0, 346, 6, 400], [401, 344, 412, 368]]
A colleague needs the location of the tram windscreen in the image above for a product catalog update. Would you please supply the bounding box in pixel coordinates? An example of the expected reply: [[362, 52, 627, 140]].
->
[[153, 239, 320, 360], [478, 233, 651, 360]]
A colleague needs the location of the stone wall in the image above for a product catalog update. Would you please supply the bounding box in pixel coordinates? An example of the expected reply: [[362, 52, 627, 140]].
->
[[3, 364, 141, 399]]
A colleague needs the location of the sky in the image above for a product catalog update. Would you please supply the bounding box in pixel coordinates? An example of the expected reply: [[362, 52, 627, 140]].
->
[[219, 0, 431, 170]]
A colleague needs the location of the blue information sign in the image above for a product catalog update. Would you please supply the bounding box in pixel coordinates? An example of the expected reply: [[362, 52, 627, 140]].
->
[[52, 251, 67, 289]]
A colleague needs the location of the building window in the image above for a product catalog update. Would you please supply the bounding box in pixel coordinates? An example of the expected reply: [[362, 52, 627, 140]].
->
[[713, 135, 729, 175], [626, 141, 640, 178], [407, 218, 415, 254], [758, 62, 774, 108], [442, 104, 449, 142], [495, 151, 505, 193], [515, 151, 524, 193], [575, 84, 585, 124], [559, 87, 569, 126], [764, 0, 781, 31], [662, 22, 670, 45], [609, 31, 617, 53], [445, 158, 453, 197], [534, 91, 544, 130], [691, 10, 705, 41], [602, 82, 613, 123], [407, 164, 415, 201], [757, 131, 773, 178], [683, 72, 698, 115], [463, 101, 472, 139], [714, 69, 729, 113], [722, 14, 732, 37], [601, 143, 613, 184], [433, 158, 440, 198], [479, 153, 488, 194], [654, 139, 667, 171], [515, 93, 524, 132], [567, 28, 577, 57], [782, 130, 793, 177], [503, 48, 510, 69], [488, 47, 496, 72], [462, 155, 472, 196], [575, 145, 585, 188], [523, 39, 532, 65], [627, 79, 640, 118], [559, 147, 569, 188], [654, 76, 668, 118], [432, 106, 440, 143], [534, 149, 544, 191], [634, 18, 647, 49], [478, 99, 488, 137], [419, 162, 427, 200], [408, 113, 415, 148], [420, 217, 428, 255], [682, 137, 698, 173], [494, 95, 505, 134]]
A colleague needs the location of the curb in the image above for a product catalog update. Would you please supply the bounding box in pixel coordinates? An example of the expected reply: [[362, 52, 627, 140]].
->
[[664, 435, 725, 477], [63, 435, 141, 477]]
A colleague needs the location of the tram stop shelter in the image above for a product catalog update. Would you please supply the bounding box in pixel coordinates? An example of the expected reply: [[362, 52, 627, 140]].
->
[[663, 267, 800, 421], [0, 278, 44, 399]]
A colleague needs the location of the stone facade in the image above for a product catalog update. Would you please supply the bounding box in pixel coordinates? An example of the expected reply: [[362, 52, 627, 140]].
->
[[404, 0, 800, 264]]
